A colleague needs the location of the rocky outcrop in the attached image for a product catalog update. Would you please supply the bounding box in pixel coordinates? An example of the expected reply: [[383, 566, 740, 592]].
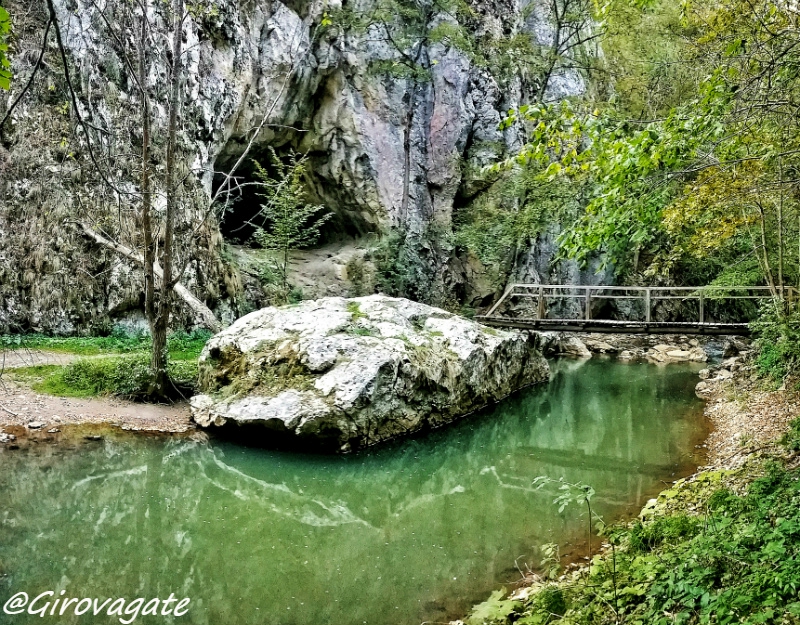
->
[[540, 332, 747, 363], [0, 0, 590, 332], [190, 295, 549, 451]]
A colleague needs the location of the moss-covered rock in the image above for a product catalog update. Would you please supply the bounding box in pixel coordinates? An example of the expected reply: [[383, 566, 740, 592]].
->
[[190, 294, 549, 451]]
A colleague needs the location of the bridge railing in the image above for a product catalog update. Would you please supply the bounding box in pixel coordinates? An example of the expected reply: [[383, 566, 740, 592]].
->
[[481, 284, 800, 325]]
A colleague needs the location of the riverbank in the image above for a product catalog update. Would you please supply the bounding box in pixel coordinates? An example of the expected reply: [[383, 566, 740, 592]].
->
[[456, 350, 800, 625], [0, 373, 192, 437]]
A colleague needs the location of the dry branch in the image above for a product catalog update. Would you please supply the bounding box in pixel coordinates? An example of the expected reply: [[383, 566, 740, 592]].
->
[[76, 222, 222, 332]]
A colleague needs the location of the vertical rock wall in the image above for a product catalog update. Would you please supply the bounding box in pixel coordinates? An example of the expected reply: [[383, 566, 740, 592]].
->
[[0, 0, 590, 332]]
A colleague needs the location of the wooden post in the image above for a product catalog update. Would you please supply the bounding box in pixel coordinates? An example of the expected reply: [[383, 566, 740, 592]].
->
[[585, 287, 592, 321], [537, 286, 544, 319], [699, 290, 705, 324], [645, 288, 651, 323]]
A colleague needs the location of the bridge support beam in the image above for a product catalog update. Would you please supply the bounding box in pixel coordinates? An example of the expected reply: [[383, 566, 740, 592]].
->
[[699, 291, 705, 324]]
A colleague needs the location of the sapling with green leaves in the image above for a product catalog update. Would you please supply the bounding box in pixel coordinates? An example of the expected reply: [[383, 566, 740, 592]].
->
[[252, 149, 332, 302], [533, 476, 602, 557]]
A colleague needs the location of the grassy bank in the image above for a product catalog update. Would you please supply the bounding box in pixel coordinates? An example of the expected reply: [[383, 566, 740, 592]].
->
[[3, 330, 212, 399], [463, 421, 800, 625], [1, 329, 211, 359]]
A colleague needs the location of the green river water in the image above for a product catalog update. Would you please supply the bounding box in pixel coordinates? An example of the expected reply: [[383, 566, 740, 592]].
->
[[0, 359, 706, 625]]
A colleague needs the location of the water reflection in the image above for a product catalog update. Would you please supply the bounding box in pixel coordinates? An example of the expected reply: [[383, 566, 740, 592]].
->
[[0, 360, 705, 625]]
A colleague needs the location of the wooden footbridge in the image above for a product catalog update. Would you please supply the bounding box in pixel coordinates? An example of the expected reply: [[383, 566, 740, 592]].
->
[[476, 284, 799, 335]]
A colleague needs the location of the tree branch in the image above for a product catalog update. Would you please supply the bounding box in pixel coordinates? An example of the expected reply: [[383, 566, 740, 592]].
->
[[75, 221, 222, 331]]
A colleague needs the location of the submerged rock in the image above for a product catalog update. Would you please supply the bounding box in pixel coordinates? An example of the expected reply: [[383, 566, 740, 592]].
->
[[191, 295, 549, 452]]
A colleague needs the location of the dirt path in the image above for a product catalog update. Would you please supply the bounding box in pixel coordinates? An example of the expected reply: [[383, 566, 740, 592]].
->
[[0, 349, 193, 434], [1, 348, 84, 369]]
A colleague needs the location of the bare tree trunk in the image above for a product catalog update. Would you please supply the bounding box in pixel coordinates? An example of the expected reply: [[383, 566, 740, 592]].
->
[[537, 0, 564, 102], [150, 0, 184, 397], [778, 157, 785, 288], [139, 4, 156, 337], [77, 223, 222, 331], [755, 202, 778, 298]]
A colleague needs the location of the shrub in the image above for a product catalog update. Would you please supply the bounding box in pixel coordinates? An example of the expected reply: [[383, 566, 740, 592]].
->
[[629, 514, 700, 553], [781, 417, 800, 451], [752, 308, 800, 383], [41, 355, 199, 399]]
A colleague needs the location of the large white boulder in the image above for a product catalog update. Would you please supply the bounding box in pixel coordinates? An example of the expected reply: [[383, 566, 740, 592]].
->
[[191, 295, 549, 452]]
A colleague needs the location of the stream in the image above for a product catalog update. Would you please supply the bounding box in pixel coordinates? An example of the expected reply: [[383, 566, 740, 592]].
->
[[0, 359, 707, 625]]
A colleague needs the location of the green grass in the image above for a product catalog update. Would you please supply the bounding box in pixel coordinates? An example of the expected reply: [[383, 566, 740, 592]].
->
[[4, 329, 211, 399], [0, 329, 212, 359], [11, 356, 200, 399], [347, 301, 366, 320]]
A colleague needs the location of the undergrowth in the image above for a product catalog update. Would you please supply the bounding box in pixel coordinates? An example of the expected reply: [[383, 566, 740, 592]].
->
[[4, 329, 211, 399], [0, 328, 212, 359], [466, 420, 800, 625], [12, 356, 199, 399], [751, 308, 800, 385]]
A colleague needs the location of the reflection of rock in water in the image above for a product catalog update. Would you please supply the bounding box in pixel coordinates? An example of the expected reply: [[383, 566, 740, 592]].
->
[[0, 361, 705, 625]]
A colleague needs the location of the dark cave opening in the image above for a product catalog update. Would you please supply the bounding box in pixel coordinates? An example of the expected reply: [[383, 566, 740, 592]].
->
[[213, 147, 370, 247]]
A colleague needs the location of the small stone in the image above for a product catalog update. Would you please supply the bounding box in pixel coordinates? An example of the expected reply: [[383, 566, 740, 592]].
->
[[84, 435, 103, 441], [26, 421, 45, 429], [695, 380, 713, 398], [667, 350, 691, 360], [0, 433, 17, 443], [618, 350, 634, 360], [47, 428, 60, 433], [699, 369, 711, 380], [688, 347, 708, 362]]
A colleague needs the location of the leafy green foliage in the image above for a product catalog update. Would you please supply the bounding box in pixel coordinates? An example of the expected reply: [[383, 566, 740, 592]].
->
[[17, 355, 199, 399], [629, 514, 700, 553], [598, 0, 698, 119], [252, 149, 331, 302], [371, 229, 442, 303], [780, 418, 800, 452], [487, 457, 800, 625], [455, 162, 584, 287], [465, 589, 521, 625], [488, 0, 800, 289], [0, 6, 11, 90], [752, 308, 800, 383]]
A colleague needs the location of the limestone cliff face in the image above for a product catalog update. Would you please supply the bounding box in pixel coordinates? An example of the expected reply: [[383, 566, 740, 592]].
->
[[0, 0, 588, 333]]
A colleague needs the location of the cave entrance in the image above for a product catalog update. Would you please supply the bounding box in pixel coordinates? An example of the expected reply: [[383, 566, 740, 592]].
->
[[213, 146, 370, 247], [215, 156, 273, 245]]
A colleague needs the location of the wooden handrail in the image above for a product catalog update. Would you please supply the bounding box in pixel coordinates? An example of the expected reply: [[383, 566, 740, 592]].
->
[[483, 284, 799, 327]]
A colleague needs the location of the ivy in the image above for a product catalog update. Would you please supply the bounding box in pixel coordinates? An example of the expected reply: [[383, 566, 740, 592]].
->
[[0, 6, 12, 90]]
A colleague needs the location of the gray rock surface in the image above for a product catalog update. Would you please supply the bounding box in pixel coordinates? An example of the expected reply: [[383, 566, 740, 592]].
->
[[1, 0, 592, 332], [191, 295, 549, 451]]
